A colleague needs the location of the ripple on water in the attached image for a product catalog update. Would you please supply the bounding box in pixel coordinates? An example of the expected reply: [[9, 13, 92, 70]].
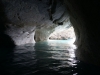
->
[[0, 40, 99, 75]]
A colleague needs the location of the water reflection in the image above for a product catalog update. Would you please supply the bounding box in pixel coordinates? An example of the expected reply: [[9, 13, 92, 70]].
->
[[0, 40, 99, 75], [34, 40, 77, 74]]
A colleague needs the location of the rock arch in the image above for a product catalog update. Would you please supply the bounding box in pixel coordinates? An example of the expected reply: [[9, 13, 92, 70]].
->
[[0, 0, 100, 65]]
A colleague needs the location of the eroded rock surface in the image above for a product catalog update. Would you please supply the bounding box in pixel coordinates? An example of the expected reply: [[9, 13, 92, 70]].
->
[[64, 0, 100, 66], [1, 0, 100, 66], [0, 0, 70, 45]]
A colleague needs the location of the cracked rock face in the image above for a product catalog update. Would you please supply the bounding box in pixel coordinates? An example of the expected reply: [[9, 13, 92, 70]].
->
[[0, 0, 70, 45]]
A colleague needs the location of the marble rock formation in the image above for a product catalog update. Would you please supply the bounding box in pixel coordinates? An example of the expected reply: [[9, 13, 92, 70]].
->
[[49, 27, 75, 40], [1, 0, 100, 66], [64, 0, 100, 66], [0, 0, 70, 45]]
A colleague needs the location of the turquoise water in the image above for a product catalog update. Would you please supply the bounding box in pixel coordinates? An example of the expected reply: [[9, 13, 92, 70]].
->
[[0, 40, 99, 75]]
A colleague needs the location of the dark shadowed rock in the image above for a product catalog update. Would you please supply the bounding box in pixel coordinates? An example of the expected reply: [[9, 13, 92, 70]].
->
[[0, 0, 100, 66]]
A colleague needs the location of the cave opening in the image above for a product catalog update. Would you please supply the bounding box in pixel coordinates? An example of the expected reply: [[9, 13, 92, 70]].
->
[[1, 0, 100, 75], [48, 26, 76, 44], [34, 20, 76, 45]]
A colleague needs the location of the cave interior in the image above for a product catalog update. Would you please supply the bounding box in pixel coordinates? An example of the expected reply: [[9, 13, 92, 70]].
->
[[0, 0, 100, 66]]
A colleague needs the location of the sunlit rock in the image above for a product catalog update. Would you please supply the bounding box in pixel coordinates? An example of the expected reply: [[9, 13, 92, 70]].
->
[[35, 19, 72, 42], [49, 27, 75, 40], [34, 26, 55, 42]]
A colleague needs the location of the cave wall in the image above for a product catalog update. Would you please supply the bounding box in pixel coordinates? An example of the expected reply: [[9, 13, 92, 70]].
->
[[34, 26, 55, 42], [64, 0, 100, 65], [0, 0, 69, 45], [35, 18, 71, 42], [1, 0, 100, 65]]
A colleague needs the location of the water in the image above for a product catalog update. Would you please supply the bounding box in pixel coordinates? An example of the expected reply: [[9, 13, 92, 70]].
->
[[0, 40, 100, 75]]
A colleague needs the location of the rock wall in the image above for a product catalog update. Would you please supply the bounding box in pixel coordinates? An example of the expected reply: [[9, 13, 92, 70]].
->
[[64, 0, 100, 65], [35, 18, 72, 42], [49, 27, 75, 40], [34, 25, 55, 42], [1, 0, 100, 66], [0, 0, 69, 45]]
